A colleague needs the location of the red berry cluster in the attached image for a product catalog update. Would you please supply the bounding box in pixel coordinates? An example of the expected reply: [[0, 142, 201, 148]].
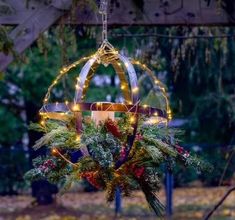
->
[[104, 118, 122, 138], [120, 145, 127, 159], [39, 159, 56, 173], [129, 164, 145, 179], [135, 133, 143, 141], [175, 145, 190, 158], [80, 171, 101, 189]]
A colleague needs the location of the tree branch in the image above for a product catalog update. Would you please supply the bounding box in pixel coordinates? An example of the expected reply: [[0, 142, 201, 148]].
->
[[204, 186, 235, 220]]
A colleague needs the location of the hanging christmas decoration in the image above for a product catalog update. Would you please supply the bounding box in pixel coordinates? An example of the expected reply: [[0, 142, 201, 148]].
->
[[25, 0, 212, 217]]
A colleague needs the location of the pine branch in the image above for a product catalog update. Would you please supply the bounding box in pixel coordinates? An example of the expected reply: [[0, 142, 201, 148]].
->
[[143, 137, 177, 157], [138, 179, 165, 218]]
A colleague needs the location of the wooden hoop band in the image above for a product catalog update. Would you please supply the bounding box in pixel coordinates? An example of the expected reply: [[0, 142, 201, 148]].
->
[[40, 102, 167, 118]]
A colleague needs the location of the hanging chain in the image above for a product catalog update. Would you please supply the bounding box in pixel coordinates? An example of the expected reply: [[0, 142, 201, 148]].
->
[[99, 0, 108, 42], [98, 0, 117, 64]]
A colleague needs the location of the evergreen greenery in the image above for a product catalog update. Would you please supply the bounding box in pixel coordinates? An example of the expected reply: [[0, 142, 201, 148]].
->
[[25, 115, 211, 216]]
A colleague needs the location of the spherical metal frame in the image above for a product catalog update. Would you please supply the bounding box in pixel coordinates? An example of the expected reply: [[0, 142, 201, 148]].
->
[[40, 42, 170, 168]]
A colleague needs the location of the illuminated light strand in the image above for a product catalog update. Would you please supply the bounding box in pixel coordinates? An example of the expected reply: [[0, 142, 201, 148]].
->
[[40, 120, 45, 126], [129, 115, 136, 123], [113, 61, 132, 103], [74, 46, 134, 105], [76, 135, 81, 142], [41, 46, 171, 119], [131, 59, 172, 121], [121, 85, 126, 90], [124, 61, 129, 67], [52, 148, 78, 168], [96, 102, 102, 111], [72, 104, 80, 111], [43, 56, 91, 104], [132, 87, 139, 93], [39, 39, 172, 170]]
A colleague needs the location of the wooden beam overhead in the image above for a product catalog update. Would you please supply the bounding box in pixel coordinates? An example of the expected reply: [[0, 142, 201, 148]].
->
[[0, 0, 235, 26], [0, 0, 73, 71], [1, 0, 235, 72]]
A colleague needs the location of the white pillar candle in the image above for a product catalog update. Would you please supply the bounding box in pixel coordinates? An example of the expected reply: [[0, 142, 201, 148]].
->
[[91, 111, 115, 125]]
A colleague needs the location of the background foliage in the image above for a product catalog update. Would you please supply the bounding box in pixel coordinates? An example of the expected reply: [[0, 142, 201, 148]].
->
[[0, 22, 235, 192]]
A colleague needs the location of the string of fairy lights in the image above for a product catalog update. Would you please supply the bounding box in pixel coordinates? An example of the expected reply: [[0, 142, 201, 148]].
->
[[41, 46, 172, 120], [38, 0, 172, 166]]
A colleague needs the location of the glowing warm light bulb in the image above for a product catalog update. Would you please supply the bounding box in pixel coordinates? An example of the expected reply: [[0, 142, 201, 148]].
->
[[130, 116, 135, 123], [154, 79, 159, 84], [154, 112, 158, 116], [75, 84, 80, 90], [150, 118, 159, 124], [76, 135, 81, 142], [51, 148, 59, 156], [132, 87, 139, 93], [143, 104, 148, 108], [40, 120, 45, 126], [121, 85, 125, 90], [65, 100, 69, 105], [72, 104, 80, 111]]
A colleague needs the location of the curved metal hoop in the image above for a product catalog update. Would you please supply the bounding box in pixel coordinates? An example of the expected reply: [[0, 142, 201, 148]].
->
[[72, 51, 141, 169], [74, 54, 140, 105], [40, 102, 167, 118], [131, 60, 172, 120], [43, 56, 91, 104], [39, 46, 170, 170], [74, 59, 132, 104]]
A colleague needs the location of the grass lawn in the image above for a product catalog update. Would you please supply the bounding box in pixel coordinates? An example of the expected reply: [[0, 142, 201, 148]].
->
[[0, 187, 234, 220]]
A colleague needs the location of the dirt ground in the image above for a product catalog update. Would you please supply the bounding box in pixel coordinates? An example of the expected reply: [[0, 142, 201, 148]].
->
[[0, 187, 234, 220]]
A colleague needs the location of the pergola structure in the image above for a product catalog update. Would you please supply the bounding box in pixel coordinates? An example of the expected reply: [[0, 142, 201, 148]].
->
[[0, 0, 235, 71], [1, 1, 234, 218]]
